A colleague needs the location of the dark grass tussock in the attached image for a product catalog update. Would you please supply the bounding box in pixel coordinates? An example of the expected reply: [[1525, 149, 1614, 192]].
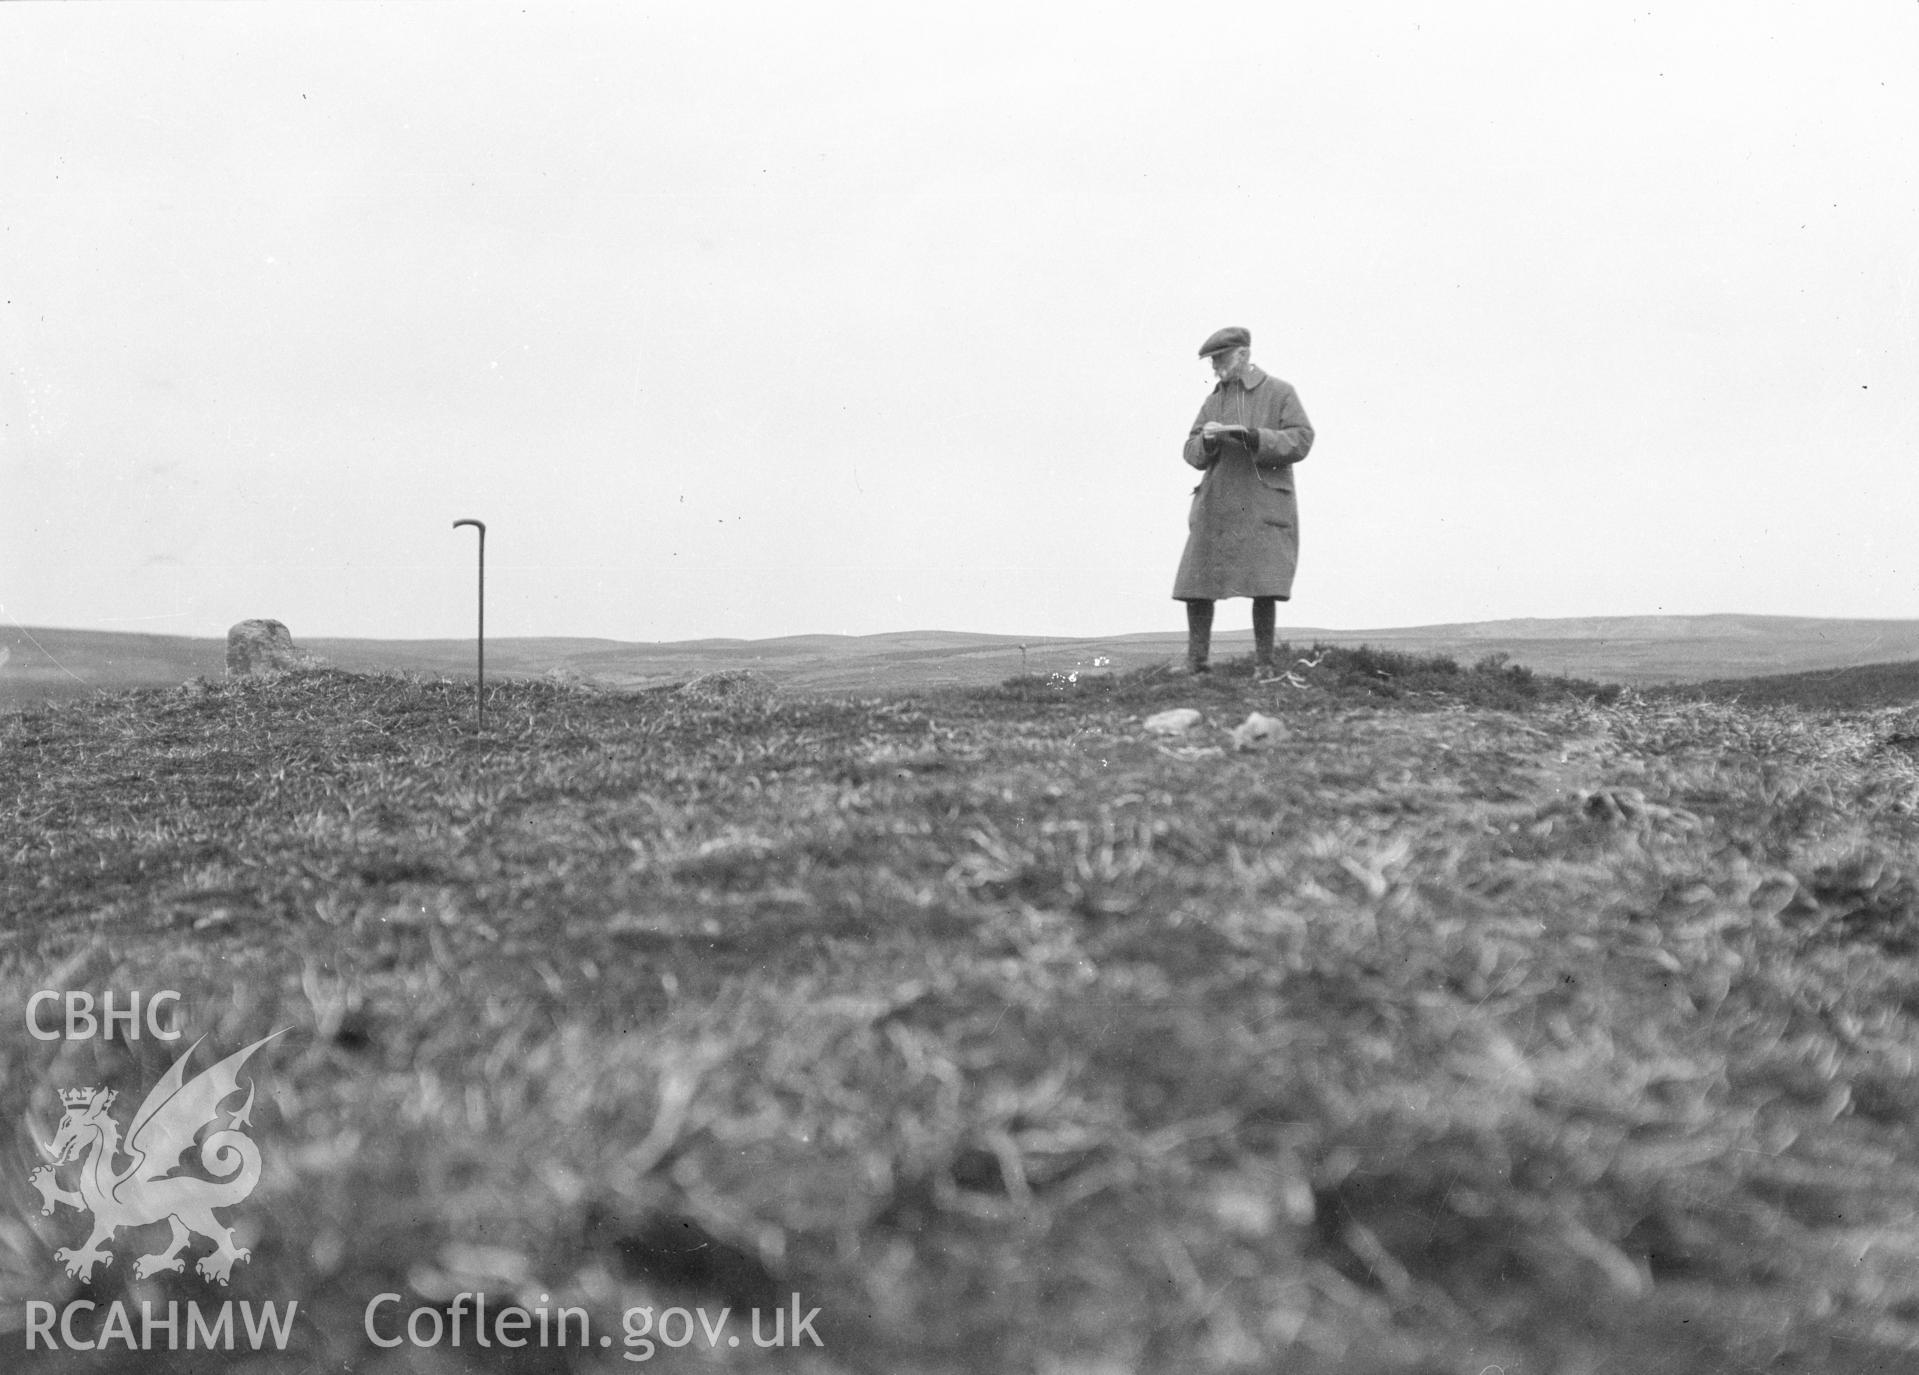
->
[[2, 653, 1919, 1372]]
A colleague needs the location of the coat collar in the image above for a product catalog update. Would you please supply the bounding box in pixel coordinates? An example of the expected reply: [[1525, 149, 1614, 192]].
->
[[1215, 362, 1267, 394]]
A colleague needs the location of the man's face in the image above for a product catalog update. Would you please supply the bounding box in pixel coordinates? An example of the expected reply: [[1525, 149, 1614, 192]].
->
[[1209, 347, 1246, 383]]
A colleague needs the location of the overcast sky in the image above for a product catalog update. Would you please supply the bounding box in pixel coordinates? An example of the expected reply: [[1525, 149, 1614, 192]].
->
[[3, 2, 1915, 643]]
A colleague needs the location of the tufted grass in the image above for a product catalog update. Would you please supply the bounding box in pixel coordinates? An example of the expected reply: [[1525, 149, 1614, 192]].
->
[[1, 648, 1918, 1372]]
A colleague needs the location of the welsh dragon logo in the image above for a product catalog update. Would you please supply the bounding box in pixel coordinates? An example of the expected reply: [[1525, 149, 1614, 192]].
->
[[29, 1033, 280, 1285]]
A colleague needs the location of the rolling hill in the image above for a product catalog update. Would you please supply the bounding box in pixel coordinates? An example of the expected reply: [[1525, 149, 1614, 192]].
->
[[6, 613, 1919, 709]]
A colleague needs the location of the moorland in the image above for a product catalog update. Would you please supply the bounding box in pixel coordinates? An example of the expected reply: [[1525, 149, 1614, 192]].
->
[[2, 644, 1919, 1371], [10, 612, 1919, 708]]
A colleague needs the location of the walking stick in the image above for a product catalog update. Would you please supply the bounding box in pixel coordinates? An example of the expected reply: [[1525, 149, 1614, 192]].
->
[[452, 519, 486, 731]]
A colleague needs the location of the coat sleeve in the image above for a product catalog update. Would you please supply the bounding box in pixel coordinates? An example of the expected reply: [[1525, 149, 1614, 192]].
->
[[1182, 402, 1219, 470], [1248, 383, 1314, 467]]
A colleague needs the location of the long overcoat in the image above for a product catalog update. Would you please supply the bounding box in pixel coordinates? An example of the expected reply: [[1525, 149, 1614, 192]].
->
[[1171, 365, 1315, 601]]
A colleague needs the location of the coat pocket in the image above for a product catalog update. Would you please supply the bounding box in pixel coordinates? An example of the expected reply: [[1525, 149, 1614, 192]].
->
[[1252, 465, 1293, 494]]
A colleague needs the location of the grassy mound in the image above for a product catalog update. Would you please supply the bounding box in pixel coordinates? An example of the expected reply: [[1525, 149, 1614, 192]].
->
[[989, 640, 1622, 713], [1661, 656, 1919, 711], [2, 655, 1918, 1372]]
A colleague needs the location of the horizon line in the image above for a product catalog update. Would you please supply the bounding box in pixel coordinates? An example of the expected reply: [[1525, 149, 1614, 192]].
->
[[11, 609, 1919, 648]]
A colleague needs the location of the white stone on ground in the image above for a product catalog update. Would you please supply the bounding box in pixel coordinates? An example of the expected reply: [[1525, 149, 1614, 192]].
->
[[1143, 707, 1202, 736], [1230, 711, 1288, 751]]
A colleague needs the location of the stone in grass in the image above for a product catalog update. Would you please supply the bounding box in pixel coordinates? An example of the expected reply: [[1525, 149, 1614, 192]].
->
[[1143, 707, 1203, 736], [1230, 711, 1288, 751], [677, 669, 777, 703], [226, 619, 308, 678]]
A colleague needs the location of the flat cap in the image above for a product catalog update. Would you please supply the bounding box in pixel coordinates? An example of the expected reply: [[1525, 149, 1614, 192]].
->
[[1198, 326, 1251, 357]]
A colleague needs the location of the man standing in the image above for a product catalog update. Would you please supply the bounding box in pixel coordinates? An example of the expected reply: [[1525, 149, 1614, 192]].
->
[[1172, 326, 1316, 676]]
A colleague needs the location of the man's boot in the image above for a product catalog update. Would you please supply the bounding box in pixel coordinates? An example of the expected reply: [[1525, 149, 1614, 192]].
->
[[1184, 599, 1214, 674], [1253, 596, 1277, 676]]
